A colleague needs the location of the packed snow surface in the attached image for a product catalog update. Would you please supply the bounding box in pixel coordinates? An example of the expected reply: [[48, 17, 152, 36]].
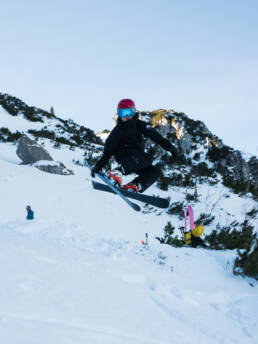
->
[[0, 143, 258, 344]]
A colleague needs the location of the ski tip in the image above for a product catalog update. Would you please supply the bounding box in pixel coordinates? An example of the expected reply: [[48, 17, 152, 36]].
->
[[132, 203, 141, 212], [153, 199, 169, 209]]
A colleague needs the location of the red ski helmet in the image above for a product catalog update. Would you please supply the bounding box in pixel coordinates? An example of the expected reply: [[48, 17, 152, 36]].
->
[[117, 99, 135, 110]]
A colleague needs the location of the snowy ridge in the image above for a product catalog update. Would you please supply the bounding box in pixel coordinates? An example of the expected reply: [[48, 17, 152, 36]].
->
[[0, 106, 43, 132], [0, 141, 258, 343]]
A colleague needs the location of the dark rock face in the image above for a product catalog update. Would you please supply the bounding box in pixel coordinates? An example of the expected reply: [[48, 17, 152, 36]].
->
[[33, 161, 74, 175], [248, 156, 258, 193], [232, 151, 250, 183], [16, 135, 53, 164], [209, 147, 257, 195]]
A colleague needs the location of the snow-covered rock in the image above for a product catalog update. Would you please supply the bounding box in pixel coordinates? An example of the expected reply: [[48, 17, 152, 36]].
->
[[16, 135, 53, 164]]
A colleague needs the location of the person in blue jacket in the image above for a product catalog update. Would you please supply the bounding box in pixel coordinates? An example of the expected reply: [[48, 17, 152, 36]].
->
[[26, 205, 34, 220]]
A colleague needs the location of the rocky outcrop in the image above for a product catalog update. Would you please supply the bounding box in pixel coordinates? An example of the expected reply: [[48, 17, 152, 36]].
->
[[141, 110, 257, 197], [231, 151, 250, 183], [33, 161, 74, 175], [16, 135, 74, 175], [206, 144, 257, 195], [96, 129, 110, 142], [248, 156, 258, 193], [16, 135, 53, 164]]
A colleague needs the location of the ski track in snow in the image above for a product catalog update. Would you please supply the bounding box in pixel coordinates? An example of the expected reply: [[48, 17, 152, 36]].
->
[[0, 142, 258, 344]]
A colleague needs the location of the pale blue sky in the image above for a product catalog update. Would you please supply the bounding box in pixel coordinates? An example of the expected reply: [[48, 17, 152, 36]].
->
[[1, 0, 257, 154]]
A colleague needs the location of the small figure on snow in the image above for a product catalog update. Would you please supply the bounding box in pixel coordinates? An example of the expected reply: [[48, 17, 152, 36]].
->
[[91, 99, 182, 193], [26, 205, 34, 220]]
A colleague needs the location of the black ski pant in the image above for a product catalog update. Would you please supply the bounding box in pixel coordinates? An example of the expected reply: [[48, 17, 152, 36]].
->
[[118, 151, 162, 192]]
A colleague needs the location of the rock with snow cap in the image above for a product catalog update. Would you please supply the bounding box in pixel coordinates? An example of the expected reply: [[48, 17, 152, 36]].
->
[[16, 135, 53, 164]]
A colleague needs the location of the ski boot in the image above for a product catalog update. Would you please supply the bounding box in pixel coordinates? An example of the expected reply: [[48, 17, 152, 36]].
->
[[107, 169, 123, 187], [123, 182, 142, 193]]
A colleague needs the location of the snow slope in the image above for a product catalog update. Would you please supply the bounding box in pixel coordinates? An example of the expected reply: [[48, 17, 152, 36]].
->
[[0, 142, 258, 344]]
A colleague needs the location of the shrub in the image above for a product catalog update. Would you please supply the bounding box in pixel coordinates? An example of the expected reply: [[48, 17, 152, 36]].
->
[[222, 175, 249, 194], [23, 107, 44, 122], [186, 193, 197, 202], [0, 128, 22, 142], [166, 172, 183, 187], [167, 201, 184, 218], [157, 176, 171, 191], [55, 136, 74, 146], [195, 213, 215, 226], [234, 239, 258, 279], [206, 145, 233, 163], [246, 208, 258, 218], [71, 134, 83, 146], [205, 220, 254, 251], [193, 152, 200, 161], [194, 162, 215, 178], [28, 129, 56, 140], [182, 172, 195, 187], [156, 221, 184, 247]]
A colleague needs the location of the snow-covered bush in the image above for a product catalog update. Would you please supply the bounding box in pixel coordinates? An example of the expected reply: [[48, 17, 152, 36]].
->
[[0, 127, 21, 142], [234, 239, 258, 280]]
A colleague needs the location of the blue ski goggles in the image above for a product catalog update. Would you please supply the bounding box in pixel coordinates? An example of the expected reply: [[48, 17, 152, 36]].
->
[[117, 108, 136, 118]]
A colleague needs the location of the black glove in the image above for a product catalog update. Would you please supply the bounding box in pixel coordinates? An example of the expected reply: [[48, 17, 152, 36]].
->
[[91, 165, 101, 178]]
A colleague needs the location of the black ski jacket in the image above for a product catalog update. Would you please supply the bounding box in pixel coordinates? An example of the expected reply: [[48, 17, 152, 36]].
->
[[94, 115, 177, 171]]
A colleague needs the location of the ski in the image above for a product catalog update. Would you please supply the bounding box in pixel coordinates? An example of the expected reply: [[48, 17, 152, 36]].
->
[[92, 181, 170, 209], [85, 162, 141, 212], [188, 205, 195, 230], [184, 205, 195, 231], [183, 205, 195, 245]]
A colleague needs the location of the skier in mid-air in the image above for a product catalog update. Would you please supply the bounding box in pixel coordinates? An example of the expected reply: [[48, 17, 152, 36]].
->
[[91, 99, 181, 193]]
